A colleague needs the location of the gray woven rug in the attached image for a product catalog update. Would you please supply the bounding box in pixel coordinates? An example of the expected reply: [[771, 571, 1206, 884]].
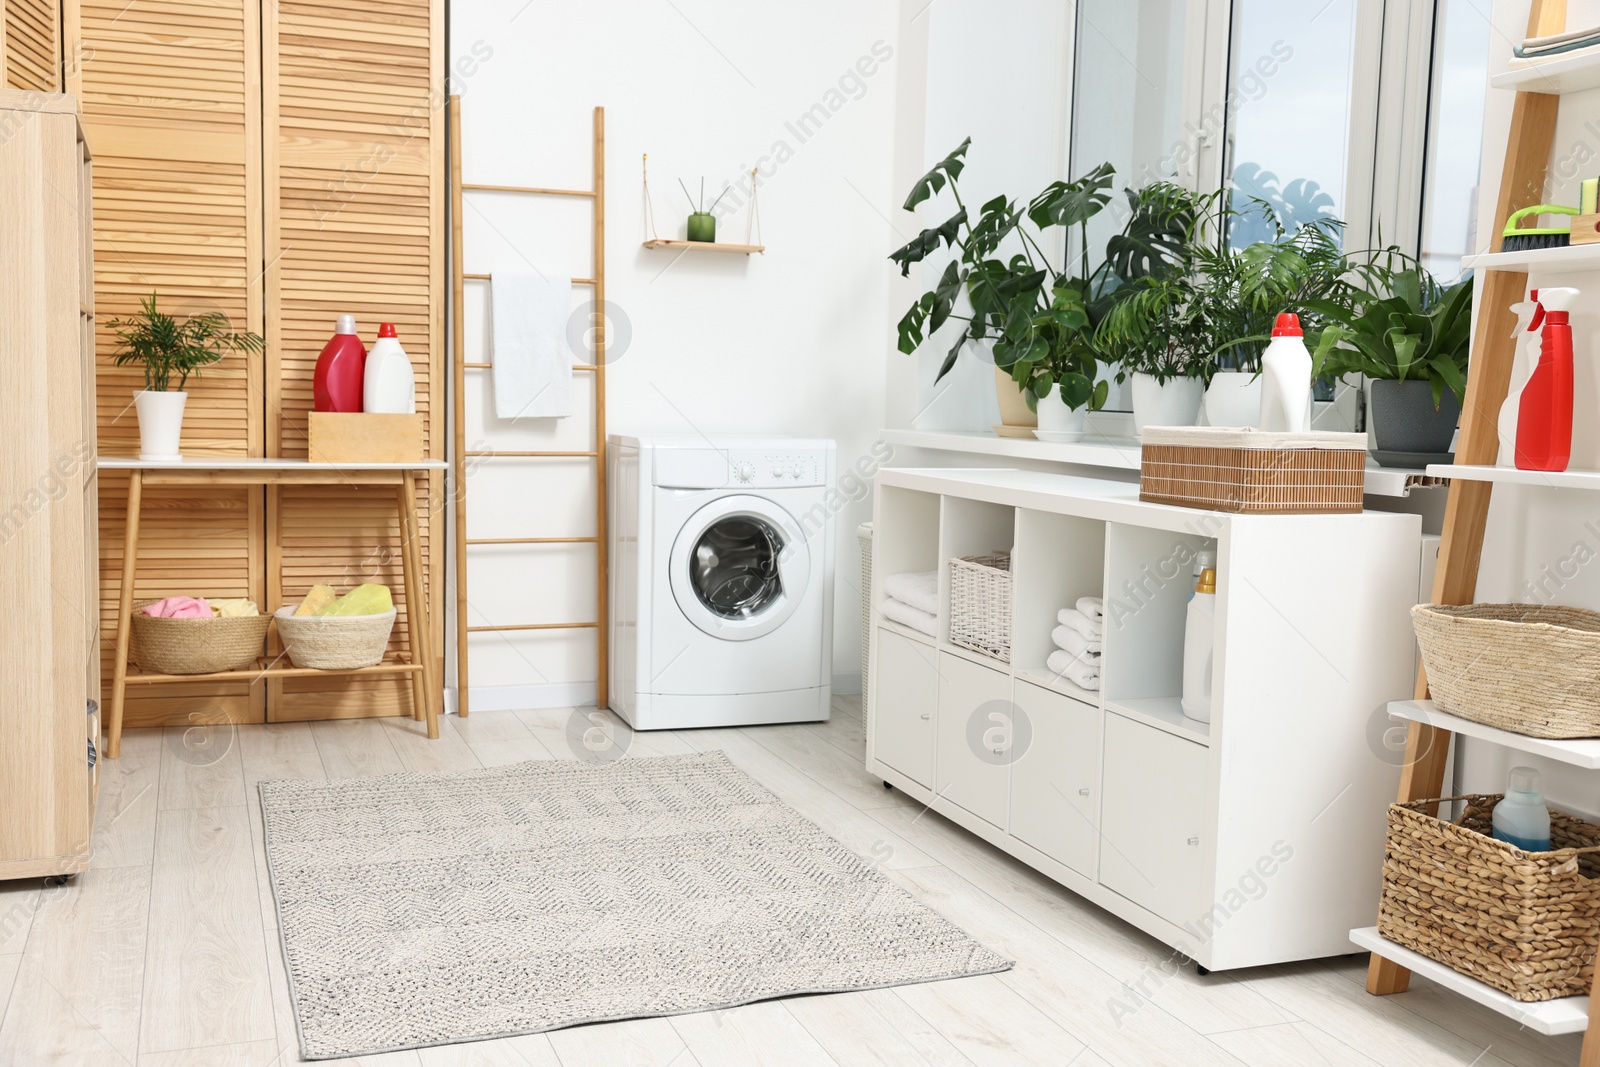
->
[[259, 751, 1010, 1060]]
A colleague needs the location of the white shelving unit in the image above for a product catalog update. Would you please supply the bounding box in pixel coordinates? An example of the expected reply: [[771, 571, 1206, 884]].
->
[[1460, 244, 1600, 276], [1493, 49, 1600, 94], [881, 428, 1447, 498], [1356, 699, 1600, 1034], [867, 467, 1422, 971], [1424, 461, 1600, 491]]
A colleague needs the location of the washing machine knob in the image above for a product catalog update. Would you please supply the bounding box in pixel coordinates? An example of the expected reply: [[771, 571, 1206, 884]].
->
[[733, 461, 756, 483]]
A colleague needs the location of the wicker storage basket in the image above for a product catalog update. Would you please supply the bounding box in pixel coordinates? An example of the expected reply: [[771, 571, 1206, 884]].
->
[[274, 607, 396, 669], [1413, 603, 1600, 738], [1378, 794, 1600, 1001], [1139, 426, 1366, 514], [948, 552, 1011, 662], [129, 601, 269, 675]]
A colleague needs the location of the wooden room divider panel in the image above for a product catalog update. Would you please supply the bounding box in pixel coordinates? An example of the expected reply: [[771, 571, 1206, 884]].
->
[[2, 0, 60, 91], [67, 0, 267, 728], [263, 0, 445, 720]]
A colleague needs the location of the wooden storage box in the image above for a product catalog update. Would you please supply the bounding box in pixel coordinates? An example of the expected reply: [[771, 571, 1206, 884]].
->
[[307, 412, 424, 463], [1140, 427, 1366, 514]]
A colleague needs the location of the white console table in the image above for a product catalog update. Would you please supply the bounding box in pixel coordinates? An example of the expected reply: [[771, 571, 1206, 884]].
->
[[866, 467, 1421, 971]]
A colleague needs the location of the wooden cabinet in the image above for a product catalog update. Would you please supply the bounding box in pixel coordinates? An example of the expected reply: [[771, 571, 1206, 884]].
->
[[1098, 712, 1206, 924], [934, 652, 1010, 829], [1010, 681, 1099, 878], [870, 627, 936, 786], [0, 90, 97, 878]]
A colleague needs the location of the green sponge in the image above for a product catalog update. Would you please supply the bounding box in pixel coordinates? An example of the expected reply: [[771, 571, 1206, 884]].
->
[[316, 583, 394, 617]]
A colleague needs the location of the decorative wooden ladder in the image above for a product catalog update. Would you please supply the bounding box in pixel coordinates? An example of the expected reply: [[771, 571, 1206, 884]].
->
[[1361, 0, 1600, 1059], [447, 98, 609, 716]]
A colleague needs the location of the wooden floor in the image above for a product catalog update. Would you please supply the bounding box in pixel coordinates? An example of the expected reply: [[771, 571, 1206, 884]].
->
[[0, 694, 1579, 1066]]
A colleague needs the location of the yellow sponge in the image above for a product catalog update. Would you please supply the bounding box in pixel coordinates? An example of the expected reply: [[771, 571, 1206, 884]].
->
[[294, 585, 337, 616], [317, 583, 394, 617]]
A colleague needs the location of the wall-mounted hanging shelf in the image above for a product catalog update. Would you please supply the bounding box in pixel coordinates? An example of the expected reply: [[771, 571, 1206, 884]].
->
[[641, 239, 764, 255]]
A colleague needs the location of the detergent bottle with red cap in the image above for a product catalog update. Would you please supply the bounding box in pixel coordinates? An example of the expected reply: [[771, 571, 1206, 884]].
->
[[1258, 311, 1312, 432], [1515, 285, 1578, 472], [363, 322, 416, 415], [312, 314, 366, 413]]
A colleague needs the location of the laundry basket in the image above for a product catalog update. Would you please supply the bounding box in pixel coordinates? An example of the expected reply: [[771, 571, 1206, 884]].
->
[[858, 522, 872, 725]]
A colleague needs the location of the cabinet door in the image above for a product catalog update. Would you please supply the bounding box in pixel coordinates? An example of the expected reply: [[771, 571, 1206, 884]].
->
[[934, 652, 1011, 829], [871, 628, 936, 786], [1099, 712, 1208, 924], [1010, 681, 1100, 877]]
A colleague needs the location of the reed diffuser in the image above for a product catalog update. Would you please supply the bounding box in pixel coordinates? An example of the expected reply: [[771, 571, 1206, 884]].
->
[[680, 177, 728, 243]]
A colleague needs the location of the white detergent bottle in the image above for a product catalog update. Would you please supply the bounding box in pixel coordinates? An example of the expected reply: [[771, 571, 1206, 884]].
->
[[1180, 566, 1216, 723], [1258, 312, 1312, 432], [363, 322, 416, 414], [1498, 292, 1543, 466], [1492, 766, 1552, 851]]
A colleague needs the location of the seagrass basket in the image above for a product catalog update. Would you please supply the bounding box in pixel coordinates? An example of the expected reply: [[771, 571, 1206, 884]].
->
[[948, 552, 1011, 662], [1413, 603, 1600, 738], [1377, 794, 1600, 1001], [274, 607, 396, 670], [129, 600, 268, 675], [1139, 427, 1365, 514]]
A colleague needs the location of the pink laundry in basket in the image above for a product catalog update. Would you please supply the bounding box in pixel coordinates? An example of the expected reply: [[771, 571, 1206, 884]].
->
[[141, 595, 212, 619]]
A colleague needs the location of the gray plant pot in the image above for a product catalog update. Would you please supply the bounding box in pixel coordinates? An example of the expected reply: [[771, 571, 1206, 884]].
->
[[1365, 379, 1461, 466]]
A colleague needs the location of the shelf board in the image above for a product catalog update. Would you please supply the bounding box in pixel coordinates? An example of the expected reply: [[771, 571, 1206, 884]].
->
[[642, 239, 764, 255], [1349, 927, 1590, 1036], [1016, 667, 1100, 709], [1461, 244, 1600, 276], [1423, 462, 1600, 491], [1492, 50, 1600, 94], [125, 655, 424, 685], [1105, 696, 1211, 746], [1388, 700, 1600, 769], [875, 615, 936, 647]]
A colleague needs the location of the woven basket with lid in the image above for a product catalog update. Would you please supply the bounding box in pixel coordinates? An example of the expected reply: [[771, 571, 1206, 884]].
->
[[1377, 794, 1600, 1001], [1413, 603, 1600, 738]]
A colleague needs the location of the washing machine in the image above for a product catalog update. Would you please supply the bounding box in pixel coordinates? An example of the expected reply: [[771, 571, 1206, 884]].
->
[[609, 434, 835, 730]]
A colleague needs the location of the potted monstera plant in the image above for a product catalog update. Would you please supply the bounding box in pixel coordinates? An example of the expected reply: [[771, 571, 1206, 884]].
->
[[1306, 263, 1472, 467], [109, 293, 265, 460], [889, 140, 1115, 438]]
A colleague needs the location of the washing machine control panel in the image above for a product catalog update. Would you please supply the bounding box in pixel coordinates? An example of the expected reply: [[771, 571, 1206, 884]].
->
[[728, 450, 823, 488]]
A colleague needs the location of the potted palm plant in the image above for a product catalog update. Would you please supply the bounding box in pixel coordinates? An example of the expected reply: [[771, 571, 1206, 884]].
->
[[889, 141, 1117, 437], [109, 293, 265, 460], [1306, 262, 1472, 467]]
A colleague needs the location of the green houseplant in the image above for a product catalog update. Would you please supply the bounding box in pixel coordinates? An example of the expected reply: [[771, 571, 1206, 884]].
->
[[1304, 263, 1472, 466], [108, 292, 265, 460], [889, 140, 1119, 437]]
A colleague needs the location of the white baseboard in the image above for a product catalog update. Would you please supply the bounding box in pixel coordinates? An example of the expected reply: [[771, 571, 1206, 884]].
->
[[831, 671, 863, 696], [448, 680, 600, 715]]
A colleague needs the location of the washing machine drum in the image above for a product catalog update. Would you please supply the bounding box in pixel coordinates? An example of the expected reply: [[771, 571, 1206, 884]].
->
[[669, 495, 811, 640]]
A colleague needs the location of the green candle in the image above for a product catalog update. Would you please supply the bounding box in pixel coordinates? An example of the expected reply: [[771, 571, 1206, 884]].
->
[[687, 211, 716, 243]]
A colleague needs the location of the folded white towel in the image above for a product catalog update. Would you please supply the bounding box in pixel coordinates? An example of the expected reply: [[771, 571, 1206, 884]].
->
[[1056, 608, 1102, 640], [491, 271, 573, 419], [883, 570, 938, 615], [1047, 649, 1100, 690], [882, 596, 937, 637], [1076, 595, 1104, 620], [1050, 625, 1101, 662]]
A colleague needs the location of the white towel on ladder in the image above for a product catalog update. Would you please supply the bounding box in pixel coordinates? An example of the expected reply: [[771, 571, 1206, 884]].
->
[[490, 271, 573, 419]]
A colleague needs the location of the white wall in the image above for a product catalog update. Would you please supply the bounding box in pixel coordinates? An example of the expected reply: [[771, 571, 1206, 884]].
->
[[450, 0, 899, 708], [1457, 0, 1600, 813]]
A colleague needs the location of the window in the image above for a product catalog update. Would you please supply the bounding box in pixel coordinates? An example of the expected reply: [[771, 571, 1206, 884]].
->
[[1418, 0, 1492, 281]]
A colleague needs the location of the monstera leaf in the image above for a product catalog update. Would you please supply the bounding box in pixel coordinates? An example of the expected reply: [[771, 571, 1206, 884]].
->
[[902, 138, 971, 211]]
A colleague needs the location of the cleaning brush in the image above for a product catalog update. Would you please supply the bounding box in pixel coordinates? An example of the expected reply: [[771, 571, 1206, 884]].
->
[[1501, 204, 1579, 252]]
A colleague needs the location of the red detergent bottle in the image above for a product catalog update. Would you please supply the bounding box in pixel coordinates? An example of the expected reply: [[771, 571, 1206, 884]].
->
[[1515, 286, 1578, 472], [313, 314, 366, 412]]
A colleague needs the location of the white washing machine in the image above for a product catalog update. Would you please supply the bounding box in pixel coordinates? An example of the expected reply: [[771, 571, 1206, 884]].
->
[[609, 434, 835, 730]]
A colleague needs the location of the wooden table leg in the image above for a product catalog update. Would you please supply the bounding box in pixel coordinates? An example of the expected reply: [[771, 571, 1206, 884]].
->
[[399, 473, 438, 738], [396, 483, 426, 724], [1581, 955, 1600, 1067], [108, 470, 143, 760]]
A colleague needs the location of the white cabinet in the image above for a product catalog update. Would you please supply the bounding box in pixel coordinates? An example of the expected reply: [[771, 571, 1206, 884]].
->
[[1098, 712, 1207, 925], [1010, 681, 1099, 877], [871, 628, 936, 786], [934, 652, 1010, 829]]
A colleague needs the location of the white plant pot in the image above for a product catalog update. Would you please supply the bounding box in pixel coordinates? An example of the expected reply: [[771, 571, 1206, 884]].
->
[[1131, 373, 1204, 435], [134, 389, 187, 460], [1034, 384, 1087, 441], [1203, 372, 1263, 429]]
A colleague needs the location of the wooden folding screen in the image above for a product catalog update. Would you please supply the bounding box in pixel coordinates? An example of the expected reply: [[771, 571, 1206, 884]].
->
[[64, 0, 442, 726], [1, 0, 59, 91]]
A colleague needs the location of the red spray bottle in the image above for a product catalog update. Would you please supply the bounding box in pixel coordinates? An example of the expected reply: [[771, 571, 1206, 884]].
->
[[1515, 286, 1578, 472], [313, 314, 366, 413]]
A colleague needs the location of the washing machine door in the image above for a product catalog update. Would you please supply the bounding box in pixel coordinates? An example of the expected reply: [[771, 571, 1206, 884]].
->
[[669, 494, 811, 641]]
